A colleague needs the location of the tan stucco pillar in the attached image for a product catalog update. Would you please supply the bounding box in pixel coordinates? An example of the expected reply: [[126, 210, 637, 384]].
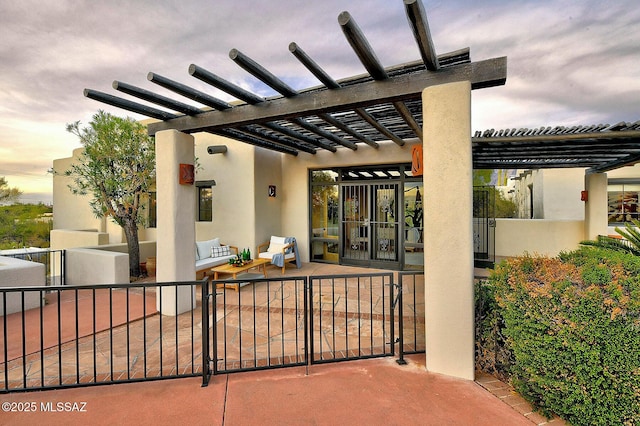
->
[[422, 81, 475, 380], [156, 129, 196, 316], [584, 172, 608, 240]]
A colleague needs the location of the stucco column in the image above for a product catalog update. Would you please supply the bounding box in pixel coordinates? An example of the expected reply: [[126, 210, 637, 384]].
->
[[422, 81, 475, 380], [584, 172, 608, 240], [155, 129, 196, 316]]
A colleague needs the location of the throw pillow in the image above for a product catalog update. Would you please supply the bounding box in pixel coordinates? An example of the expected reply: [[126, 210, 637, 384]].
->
[[211, 245, 231, 258], [267, 242, 286, 253]]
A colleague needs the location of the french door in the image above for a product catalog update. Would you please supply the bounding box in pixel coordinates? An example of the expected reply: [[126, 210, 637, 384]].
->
[[342, 183, 399, 268]]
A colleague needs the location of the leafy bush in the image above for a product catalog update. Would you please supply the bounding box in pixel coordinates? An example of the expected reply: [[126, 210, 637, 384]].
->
[[475, 279, 512, 381], [482, 248, 640, 425], [0, 203, 52, 249]]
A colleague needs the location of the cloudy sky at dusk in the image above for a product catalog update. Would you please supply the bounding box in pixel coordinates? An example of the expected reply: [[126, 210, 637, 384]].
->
[[1, 0, 638, 203]]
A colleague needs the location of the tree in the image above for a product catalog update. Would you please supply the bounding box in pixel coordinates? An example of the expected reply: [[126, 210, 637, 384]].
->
[[473, 170, 517, 218], [0, 177, 22, 204], [65, 111, 155, 277]]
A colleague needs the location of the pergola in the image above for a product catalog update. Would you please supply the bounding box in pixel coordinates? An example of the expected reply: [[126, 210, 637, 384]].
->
[[473, 121, 640, 173], [84, 0, 640, 173], [84, 0, 507, 156]]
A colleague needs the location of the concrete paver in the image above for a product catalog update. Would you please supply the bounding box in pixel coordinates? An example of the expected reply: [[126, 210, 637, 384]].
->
[[1, 355, 534, 426]]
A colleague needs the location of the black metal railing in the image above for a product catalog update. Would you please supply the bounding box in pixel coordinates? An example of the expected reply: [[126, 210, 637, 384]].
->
[[203, 276, 308, 381], [1, 279, 205, 393], [203, 272, 398, 381], [397, 271, 425, 364], [309, 273, 394, 364], [3, 271, 425, 393], [1, 249, 66, 286]]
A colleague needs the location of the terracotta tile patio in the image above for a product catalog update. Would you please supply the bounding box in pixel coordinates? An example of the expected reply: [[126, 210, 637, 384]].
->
[[0, 262, 562, 424]]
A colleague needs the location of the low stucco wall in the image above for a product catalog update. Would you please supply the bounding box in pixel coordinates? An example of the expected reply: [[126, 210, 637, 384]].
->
[[58, 241, 156, 286], [91, 241, 157, 263], [495, 219, 585, 258], [0, 256, 46, 315], [65, 248, 129, 285], [50, 229, 109, 250]]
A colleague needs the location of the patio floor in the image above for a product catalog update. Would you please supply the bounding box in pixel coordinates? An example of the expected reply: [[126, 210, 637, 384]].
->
[[0, 262, 564, 425], [1, 354, 552, 426]]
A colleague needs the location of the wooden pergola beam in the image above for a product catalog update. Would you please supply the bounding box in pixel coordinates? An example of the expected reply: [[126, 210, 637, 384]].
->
[[588, 153, 640, 174], [472, 130, 640, 144], [148, 56, 506, 136], [404, 0, 439, 71]]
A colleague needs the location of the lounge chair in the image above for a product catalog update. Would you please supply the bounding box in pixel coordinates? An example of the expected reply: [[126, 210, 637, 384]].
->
[[257, 236, 300, 274]]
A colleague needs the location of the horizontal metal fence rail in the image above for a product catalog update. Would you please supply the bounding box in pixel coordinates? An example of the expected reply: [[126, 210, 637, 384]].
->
[[309, 272, 394, 364], [2, 249, 66, 286], [0, 279, 205, 393], [397, 271, 425, 363], [205, 276, 308, 377]]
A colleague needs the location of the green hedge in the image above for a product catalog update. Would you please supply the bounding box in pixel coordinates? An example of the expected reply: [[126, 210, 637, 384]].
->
[[481, 247, 640, 425]]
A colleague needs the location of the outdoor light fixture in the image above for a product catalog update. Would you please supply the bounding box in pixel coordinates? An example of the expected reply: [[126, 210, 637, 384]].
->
[[207, 145, 228, 155], [268, 185, 276, 197]]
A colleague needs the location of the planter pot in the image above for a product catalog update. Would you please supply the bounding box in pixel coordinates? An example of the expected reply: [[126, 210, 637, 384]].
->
[[146, 257, 156, 277]]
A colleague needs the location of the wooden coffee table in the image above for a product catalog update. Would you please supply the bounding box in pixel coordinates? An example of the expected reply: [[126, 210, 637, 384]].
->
[[210, 258, 270, 291]]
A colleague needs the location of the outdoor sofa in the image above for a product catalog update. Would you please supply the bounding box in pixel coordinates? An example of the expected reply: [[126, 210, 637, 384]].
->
[[195, 238, 238, 276]]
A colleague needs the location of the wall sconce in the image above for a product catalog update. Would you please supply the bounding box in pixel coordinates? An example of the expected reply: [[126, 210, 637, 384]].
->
[[581, 190, 588, 202], [268, 185, 276, 197], [207, 145, 228, 155]]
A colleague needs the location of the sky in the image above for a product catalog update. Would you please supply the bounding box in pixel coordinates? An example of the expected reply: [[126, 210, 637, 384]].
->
[[1, 0, 639, 204]]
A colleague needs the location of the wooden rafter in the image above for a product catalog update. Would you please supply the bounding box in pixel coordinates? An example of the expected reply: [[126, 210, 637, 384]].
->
[[147, 57, 506, 136], [472, 124, 640, 171], [84, 0, 506, 157]]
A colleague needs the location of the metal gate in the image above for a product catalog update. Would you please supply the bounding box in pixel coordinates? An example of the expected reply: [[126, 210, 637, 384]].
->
[[202, 272, 406, 383], [309, 273, 394, 364], [473, 186, 496, 268]]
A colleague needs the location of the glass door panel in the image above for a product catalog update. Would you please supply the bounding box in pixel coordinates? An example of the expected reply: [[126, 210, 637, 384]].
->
[[372, 184, 398, 262], [403, 182, 424, 269], [342, 184, 370, 262], [311, 184, 339, 262]]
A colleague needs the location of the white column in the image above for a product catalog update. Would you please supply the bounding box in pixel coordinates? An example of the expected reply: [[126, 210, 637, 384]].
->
[[584, 172, 608, 240], [422, 81, 475, 380], [155, 129, 196, 316]]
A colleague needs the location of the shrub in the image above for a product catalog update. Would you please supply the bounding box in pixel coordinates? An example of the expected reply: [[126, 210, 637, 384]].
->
[[486, 249, 640, 425], [475, 278, 512, 381]]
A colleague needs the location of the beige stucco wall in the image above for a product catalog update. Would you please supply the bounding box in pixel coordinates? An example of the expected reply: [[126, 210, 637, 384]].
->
[[541, 168, 585, 220], [65, 248, 129, 285], [254, 146, 283, 247], [512, 168, 585, 220], [584, 173, 609, 240], [50, 229, 109, 250], [194, 133, 260, 251], [607, 162, 640, 179], [495, 219, 585, 257], [52, 149, 106, 233]]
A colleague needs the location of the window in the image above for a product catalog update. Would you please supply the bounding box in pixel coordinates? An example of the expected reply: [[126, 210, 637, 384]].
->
[[148, 191, 157, 228], [608, 180, 640, 224], [195, 180, 216, 222]]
